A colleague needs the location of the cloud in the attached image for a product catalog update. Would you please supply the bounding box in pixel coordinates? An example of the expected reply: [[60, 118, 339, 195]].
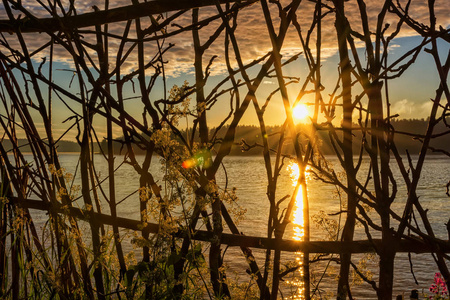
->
[[387, 43, 401, 53], [1, 0, 447, 140], [263, 80, 275, 85], [390, 98, 435, 119], [1, 0, 448, 79]]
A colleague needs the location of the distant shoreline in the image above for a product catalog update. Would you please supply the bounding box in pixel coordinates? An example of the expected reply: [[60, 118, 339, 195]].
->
[[4, 119, 449, 156]]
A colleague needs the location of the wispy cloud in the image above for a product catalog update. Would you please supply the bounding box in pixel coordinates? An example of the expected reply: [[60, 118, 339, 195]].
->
[[391, 98, 435, 119]]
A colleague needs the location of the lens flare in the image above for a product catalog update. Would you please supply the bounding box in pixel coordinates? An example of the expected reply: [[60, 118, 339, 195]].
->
[[181, 149, 212, 169], [182, 158, 197, 169]]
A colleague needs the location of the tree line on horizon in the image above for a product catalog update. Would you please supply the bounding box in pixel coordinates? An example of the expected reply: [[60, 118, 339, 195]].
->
[[7, 118, 441, 156]]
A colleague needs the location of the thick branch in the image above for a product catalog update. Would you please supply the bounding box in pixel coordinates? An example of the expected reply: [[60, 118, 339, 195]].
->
[[17, 197, 450, 254], [0, 0, 257, 33]]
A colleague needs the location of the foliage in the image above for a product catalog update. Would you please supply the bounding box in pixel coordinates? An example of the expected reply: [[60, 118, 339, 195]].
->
[[429, 273, 449, 300]]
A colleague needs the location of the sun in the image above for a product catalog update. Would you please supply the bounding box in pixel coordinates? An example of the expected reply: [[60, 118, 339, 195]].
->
[[292, 104, 309, 121]]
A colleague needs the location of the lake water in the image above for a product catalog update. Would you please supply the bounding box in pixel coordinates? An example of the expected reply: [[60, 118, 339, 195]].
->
[[27, 154, 450, 299]]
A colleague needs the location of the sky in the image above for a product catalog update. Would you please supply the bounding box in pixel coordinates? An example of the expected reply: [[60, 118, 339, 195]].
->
[[0, 0, 449, 140]]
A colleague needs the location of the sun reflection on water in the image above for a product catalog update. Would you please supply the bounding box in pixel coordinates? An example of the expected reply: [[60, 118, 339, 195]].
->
[[287, 161, 308, 299]]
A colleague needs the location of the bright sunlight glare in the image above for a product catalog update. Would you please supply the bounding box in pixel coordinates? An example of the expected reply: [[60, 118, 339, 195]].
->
[[292, 104, 309, 121], [287, 161, 306, 300], [288, 162, 304, 240]]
